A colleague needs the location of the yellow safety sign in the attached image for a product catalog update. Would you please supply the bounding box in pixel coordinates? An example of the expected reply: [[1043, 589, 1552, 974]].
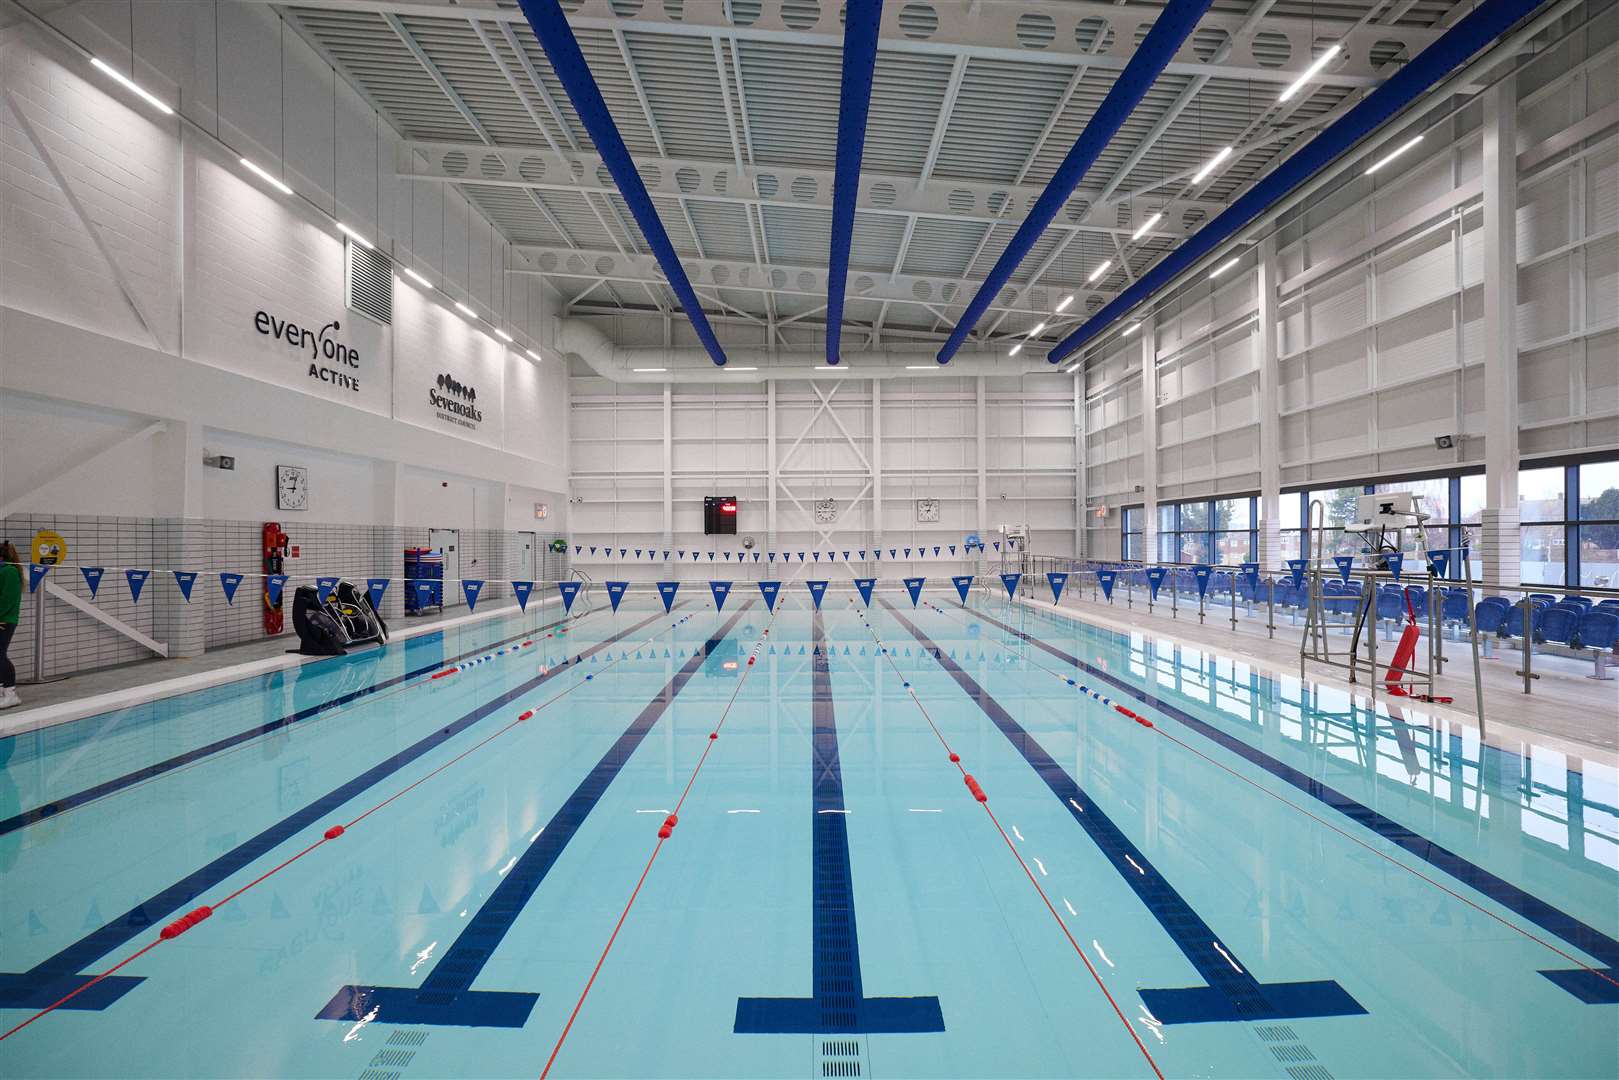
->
[[31, 529, 68, 566]]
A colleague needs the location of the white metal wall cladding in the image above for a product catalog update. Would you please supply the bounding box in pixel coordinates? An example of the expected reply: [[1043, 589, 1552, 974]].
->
[[186, 151, 393, 417], [1084, 33, 1617, 509], [392, 282, 508, 451]]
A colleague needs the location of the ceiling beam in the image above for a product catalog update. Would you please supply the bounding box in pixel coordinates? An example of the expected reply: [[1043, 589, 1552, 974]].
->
[[267, 0, 1440, 86], [397, 140, 1226, 241]]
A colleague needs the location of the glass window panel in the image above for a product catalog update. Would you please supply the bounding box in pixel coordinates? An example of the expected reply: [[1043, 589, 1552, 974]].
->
[[1459, 474, 1485, 523], [1123, 507, 1140, 532], [1214, 498, 1252, 531], [1578, 461, 1619, 520], [1521, 524, 1566, 585], [1158, 533, 1178, 562], [1179, 532, 1210, 563], [1309, 487, 1364, 527], [1158, 506, 1176, 533], [1280, 530, 1303, 563], [1179, 501, 1209, 531], [1280, 493, 1302, 531], [1124, 533, 1142, 561], [1519, 466, 1565, 522], [1214, 531, 1252, 563]]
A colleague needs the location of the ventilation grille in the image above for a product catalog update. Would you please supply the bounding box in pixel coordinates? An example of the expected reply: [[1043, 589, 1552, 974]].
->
[[347, 240, 392, 325]]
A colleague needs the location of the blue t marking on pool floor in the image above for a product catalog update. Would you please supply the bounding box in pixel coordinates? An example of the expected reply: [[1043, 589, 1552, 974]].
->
[[0, 608, 674, 1016], [885, 601, 1365, 1025], [734, 612, 945, 1035], [962, 601, 1619, 1008], [0, 612, 578, 838], [316, 603, 753, 1028]]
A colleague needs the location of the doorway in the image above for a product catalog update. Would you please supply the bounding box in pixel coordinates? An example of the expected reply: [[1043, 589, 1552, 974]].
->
[[428, 528, 461, 601]]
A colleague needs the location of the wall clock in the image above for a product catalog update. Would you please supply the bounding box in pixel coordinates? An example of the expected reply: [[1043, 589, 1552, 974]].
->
[[814, 498, 838, 523], [276, 464, 310, 511], [916, 497, 940, 522]]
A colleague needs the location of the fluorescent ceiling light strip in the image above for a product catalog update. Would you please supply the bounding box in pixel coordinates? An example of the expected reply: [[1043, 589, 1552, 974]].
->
[[1131, 213, 1163, 240], [454, 301, 476, 317], [239, 157, 292, 196], [525, 349, 542, 362], [403, 267, 433, 289], [1086, 260, 1112, 283], [905, 365, 939, 370], [1279, 45, 1341, 103], [336, 222, 373, 249], [726, 366, 758, 371], [632, 367, 667, 373], [1009, 343, 1023, 357], [91, 58, 173, 115], [495, 329, 513, 342], [1122, 322, 1142, 337], [1055, 295, 1073, 313], [1191, 146, 1233, 184], [1209, 256, 1241, 279], [1029, 322, 1045, 336], [812, 366, 849, 371], [1365, 134, 1425, 175]]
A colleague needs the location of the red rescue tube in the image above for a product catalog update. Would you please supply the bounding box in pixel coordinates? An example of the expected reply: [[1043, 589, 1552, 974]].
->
[[324, 825, 345, 840]]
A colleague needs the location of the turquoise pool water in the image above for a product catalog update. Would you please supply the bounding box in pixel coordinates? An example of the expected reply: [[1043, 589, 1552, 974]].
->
[[1, 591, 1614, 1078]]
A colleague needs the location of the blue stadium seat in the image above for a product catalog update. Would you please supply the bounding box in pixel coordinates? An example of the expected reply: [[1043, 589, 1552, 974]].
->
[[1574, 610, 1618, 680], [1563, 596, 1593, 610], [1539, 606, 1579, 646], [1441, 588, 1471, 624], [1474, 597, 1512, 635], [1503, 600, 1550, 640], [1528, 592, 1558, 605]]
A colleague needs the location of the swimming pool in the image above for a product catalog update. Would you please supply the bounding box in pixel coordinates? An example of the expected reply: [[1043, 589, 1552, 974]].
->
[[1, 590, 1614, 1078]]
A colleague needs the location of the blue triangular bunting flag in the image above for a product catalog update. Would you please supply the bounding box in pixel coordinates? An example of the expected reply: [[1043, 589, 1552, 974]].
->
[[709, 580, 731, 611], [1047, 571, 1068, 604], [1192, 565, 1212, 598], [511, 580, 534, 611], [605, 581, 628, 612], [1097, 569, 1117, 599], [28, 563, 52, 592], [656, 581, 679, 612], [218, 572, 243, 604], [557, 580, 582, 613], [1146, 566, 1168, 598], [1426, 549, 1450, 578], [949, 545, 957, 556], [125, 568, 150, 603], [952, 575, 974, 602], [806, 580, 828, 610], [462, 579, 484, 610], [265, 574, 287, 605], [81, 566, 105, 598], [854, 578, 876, 606], [904, 577, 925, 606], [1000, 572, 1021, 599], [316, 576, 339, 605], [1333, 555, 1356, 583], [635, 549, 643, 559], [1285, 558, 1308, 587], [933, 546, 941, 556], [1386, 552, 1405, 581], [173, 570, 198, 601], [1240, 562, 1260, 589], [366, 578, 389, 609], [757, 580, 781, 611]]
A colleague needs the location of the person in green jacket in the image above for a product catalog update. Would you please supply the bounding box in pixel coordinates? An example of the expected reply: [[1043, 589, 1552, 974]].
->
[[0, 541, 21, 709]]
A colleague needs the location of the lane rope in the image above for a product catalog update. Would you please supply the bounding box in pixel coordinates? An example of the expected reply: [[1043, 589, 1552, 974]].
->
[[0, 609, 704, 1044]]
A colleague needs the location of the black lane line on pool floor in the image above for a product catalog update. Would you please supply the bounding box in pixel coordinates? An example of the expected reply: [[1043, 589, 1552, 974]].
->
[[317, 602, 755, 1029], [1, 609, 586, 837], [0, 605, 679, 1021], [880, 599, 1365, 1026], [733, 610, 945, 1035], [951, 598, 1619, 1007]]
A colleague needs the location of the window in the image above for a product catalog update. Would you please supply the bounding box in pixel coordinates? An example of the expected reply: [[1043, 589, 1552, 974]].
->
[[1153, 497, 1257, 565], [1122, 506, 1144, 561], [1577, 462, 1619, 588], [1518, 466, 1567, 584]]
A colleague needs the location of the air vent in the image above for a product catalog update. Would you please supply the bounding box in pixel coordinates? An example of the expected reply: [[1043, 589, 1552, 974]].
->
[[347, 240, 392, 325]]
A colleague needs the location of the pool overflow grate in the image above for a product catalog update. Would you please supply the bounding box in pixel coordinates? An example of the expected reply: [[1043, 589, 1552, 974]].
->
[[1246, 1022, 1333, 1080], [818, 1036, 867, 1078], [1286, 1067, 1336, 1080], [385, 1030, 428, 1047], [355, 1030, 428, 1080]]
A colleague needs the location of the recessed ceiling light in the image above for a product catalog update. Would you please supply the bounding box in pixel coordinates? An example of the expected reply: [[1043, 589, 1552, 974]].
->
[[336, 222, 373, 249], [239, 157, 292, 196], [1191, 146, 1233, 184], [1279, 45, 1341, 103], [91, 58, 173, 114]]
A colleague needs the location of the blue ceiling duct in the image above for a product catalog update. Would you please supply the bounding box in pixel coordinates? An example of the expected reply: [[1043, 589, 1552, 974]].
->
[[934, 0, 1214, 366], [517, 0, 728, 366], [1049, 0, 1551, 365], [825, 0, 884, 365]]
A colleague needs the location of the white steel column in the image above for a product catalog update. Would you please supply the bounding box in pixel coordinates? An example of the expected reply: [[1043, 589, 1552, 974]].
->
[[1256, 235, 1283, 572], [976, 376, 989, 548], [1139, 318, 1159, 562], [871, 379, 882, 557], [1481, 75, 1520, 588], [662, 384, 674, 546], [767, 379, 779, 550], [1073, 373, 1087, 561]]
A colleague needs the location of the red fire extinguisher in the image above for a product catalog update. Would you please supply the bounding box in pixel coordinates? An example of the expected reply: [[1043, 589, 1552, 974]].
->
[[263, 522, 289, 634]]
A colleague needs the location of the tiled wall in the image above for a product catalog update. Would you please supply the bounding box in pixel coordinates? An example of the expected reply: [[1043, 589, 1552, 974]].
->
[[0, 513, 568, 682]]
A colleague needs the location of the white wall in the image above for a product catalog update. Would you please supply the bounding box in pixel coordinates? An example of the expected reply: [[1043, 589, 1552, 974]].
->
[[0, 6, 571, 539], [1082, 26, 1617, 567]]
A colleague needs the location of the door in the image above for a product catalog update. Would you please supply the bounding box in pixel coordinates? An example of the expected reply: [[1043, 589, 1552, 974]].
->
[[517, 531, 537, 582], [429, 528, 461, 602]]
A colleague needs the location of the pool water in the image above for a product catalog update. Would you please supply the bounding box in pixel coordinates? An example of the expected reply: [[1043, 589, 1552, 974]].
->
[[1, 591, 1614, 1079]]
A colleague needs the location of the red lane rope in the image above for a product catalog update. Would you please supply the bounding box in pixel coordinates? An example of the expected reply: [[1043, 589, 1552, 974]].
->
[[0, 614, 696, 1045], [925, 599, 1619, 993], [539, 613, 782, 1079], [851, 601, 1164, 1080]]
